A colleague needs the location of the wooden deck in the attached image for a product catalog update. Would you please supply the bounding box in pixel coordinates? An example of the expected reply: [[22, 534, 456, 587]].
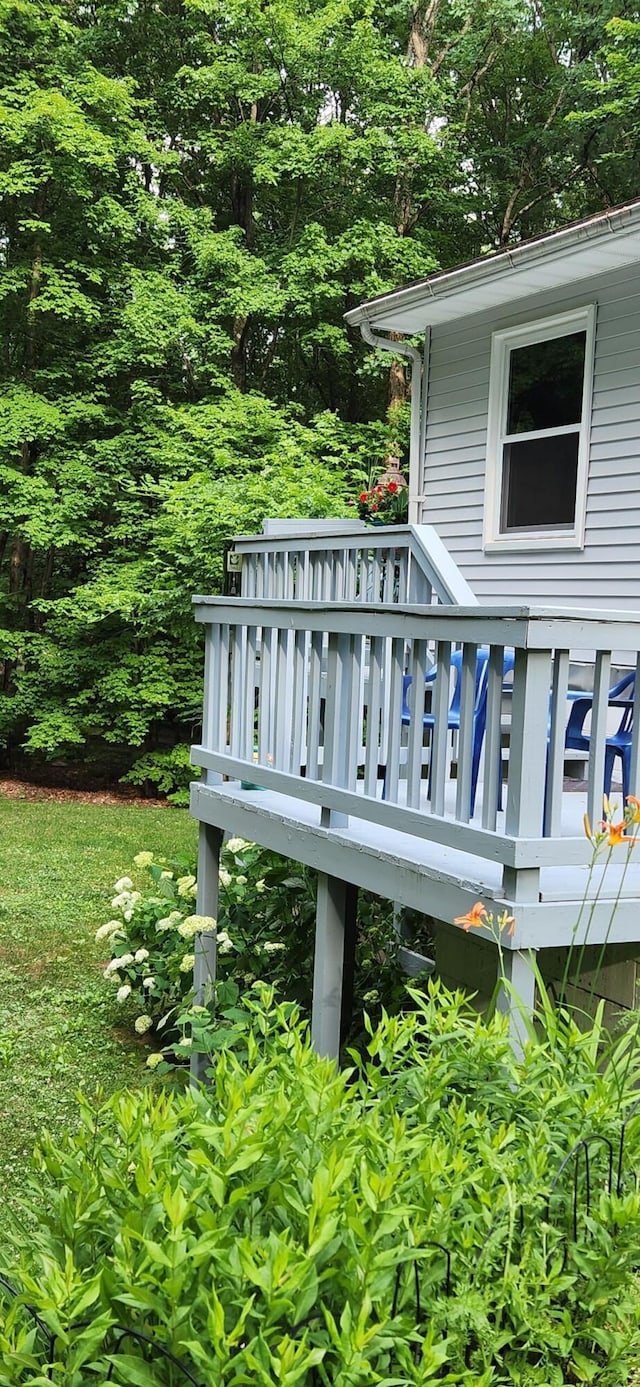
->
[[188, 525, 640, 1061]]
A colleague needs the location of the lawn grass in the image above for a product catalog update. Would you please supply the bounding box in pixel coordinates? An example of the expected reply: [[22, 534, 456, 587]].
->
[[0, 794, 197, 1228]]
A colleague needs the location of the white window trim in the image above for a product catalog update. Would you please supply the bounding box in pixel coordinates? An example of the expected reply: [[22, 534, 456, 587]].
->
[[483, 304, 596, 553]]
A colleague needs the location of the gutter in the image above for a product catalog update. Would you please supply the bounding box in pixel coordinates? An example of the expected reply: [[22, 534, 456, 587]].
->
[[358, 319, 425, 524], [344, 198, 640, 330]]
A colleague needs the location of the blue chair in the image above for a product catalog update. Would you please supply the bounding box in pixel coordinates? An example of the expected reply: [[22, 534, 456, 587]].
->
[[390, 647, 514, 815], [564, 670, 635, 799]]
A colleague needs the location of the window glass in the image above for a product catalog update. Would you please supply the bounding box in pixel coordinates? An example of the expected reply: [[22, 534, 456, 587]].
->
[[501, 434, 579, 531], [507, 331, 586, 435]]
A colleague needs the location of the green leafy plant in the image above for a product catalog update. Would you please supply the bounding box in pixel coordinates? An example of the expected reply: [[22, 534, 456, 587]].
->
[[2, 986, 640, 1384], [119, 745, 201, 805]]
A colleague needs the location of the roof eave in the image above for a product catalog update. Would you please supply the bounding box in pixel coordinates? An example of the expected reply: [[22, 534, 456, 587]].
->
[[345, 199, 640, 333]]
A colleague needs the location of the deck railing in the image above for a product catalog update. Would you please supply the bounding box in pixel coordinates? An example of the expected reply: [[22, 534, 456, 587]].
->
[[232, 523, 477, 607], [191, 600, 640, 887]]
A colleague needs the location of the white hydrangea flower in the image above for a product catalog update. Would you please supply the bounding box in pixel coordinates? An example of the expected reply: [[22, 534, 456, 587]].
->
[[133, 852, 154, 869], [103, 958, 122, 977], [118, 953, 135, 967], [236, 875, 247, 886], [160, 870, 173, 880], [95, 920, 123, 943], [143, 976, 155, 990], [176, 1036, 192, 1049], [112, 889, 141, 911], [255, 879, 266, 894], [134, 1014, 153, 1035], [156, 911, 183, 931], [178, 914, 215, 939], [263, 941, 286, 953], [226, 837, 251, 854], [146, 1052, 164, 1069], [103, 967, 121, 984], [178, 920, 197, 939], [134, 948, 149, 963], [216, 930, 233, 955], [179, 953, 195, 972], [116, 984, 132, 1003], [218, 868, 232, 888], [176, 874, 197, 897], [114, 876, 134, 893]]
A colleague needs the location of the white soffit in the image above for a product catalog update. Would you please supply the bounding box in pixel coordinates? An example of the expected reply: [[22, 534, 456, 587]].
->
[[345, 204, 640, 334]]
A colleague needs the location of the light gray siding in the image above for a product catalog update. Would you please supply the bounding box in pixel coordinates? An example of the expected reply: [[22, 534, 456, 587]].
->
[[421, 262, 640, 609]]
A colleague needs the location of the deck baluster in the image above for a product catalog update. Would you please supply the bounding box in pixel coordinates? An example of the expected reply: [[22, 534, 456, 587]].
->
[[545, 650, 570, 837], [406, 640, 429, 809], [242, 625, 258, 767], [627, 653, 640, 800], [455, 642, 478, 823], [586, 652, 612, 832], [364, 635, 385, 798], [306, 630, 324, 781], [428, 640, 452, 816], [382, 638, 407, 805], [481, 644, 507, 831], [322, 631, 355, 826]]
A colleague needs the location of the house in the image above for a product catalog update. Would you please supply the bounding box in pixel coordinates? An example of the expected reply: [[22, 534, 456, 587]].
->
[[345, 198, 640, 611], [188, 203, 640, 1073]]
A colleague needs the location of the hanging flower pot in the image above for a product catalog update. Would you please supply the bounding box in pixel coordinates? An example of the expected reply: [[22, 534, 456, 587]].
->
[[354, 457, 409, 526]]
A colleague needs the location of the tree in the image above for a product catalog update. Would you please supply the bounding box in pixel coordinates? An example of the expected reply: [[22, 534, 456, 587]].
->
[[0, 0, 636, 788]]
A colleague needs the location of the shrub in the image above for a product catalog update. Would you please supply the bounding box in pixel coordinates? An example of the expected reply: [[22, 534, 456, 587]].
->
[[99, 844, 405, 1047], [1, 987, 640, 1385], [119, 745, 200, 805]]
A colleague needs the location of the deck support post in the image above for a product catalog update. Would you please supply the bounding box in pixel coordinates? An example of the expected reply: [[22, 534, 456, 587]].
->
[[312, 873, 357, 1060], [497, 948, 537, 1056], [190, 822, 223, 1085]]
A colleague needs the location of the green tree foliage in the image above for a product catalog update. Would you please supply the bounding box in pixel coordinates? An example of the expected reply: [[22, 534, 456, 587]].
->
[[0, 0, 633, 784], [568, 15, 640, 206]]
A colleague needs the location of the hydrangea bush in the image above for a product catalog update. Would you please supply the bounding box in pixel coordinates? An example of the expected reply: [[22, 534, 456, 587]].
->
[[99, 841, 405, 1053]]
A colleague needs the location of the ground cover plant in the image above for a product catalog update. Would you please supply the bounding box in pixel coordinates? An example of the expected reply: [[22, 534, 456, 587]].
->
[[0, 791, 196, 1228], [1, 985, 640, 1385]]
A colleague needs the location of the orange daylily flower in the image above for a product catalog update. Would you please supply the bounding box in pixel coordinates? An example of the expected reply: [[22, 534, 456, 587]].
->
[[454, 901, 488, 932], [498, 910, 516, 937], [606, 820, 635, 848], [627, 795, 640, 824]]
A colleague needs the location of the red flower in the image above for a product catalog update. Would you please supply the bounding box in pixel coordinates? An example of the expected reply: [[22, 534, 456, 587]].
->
[[359, 492, 369, 504], [387, 481, 398, 493], [370, 503, 378, 512]]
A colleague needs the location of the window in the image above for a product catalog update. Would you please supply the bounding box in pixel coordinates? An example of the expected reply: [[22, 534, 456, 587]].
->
[[484, 306, 595, 551]]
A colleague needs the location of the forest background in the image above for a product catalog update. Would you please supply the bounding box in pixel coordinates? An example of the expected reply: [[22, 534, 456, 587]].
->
[[1, 0, 640, 797]]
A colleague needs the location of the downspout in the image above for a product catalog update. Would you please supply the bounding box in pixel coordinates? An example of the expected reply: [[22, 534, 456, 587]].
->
[[359, 319, 426, 524]]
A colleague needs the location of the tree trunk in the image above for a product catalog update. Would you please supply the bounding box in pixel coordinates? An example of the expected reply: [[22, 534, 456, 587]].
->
[[231, 314, 249, 391]]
